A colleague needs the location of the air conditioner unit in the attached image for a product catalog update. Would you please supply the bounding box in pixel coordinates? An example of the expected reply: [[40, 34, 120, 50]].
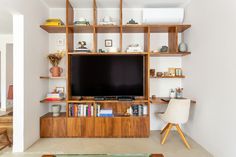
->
[[143, 8, 184, 24]]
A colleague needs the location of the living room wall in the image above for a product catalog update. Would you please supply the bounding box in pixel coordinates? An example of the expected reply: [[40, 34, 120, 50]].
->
[[183, 0, 236, 156]]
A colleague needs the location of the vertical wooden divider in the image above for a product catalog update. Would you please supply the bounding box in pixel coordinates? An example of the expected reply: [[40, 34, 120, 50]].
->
[[66, 0, 74, 117], [119, 0, 123, 52], [93, 0, 97, 52], [168, 26, 178, 53]]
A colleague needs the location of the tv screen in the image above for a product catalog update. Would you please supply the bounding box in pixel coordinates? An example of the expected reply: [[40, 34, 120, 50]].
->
[[70, 55, 144, 97]]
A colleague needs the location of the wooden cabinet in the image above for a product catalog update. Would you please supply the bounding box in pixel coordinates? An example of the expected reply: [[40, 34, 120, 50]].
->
[[67, 118, 82, 137], [40, 113, 66, 138]]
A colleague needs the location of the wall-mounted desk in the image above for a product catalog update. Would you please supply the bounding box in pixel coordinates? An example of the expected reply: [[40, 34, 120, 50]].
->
[[150, 97, 196, 105]]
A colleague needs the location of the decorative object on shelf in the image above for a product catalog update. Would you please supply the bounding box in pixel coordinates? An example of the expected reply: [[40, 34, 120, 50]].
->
[[178, 42, 188, 52], [7, 85, 13, 106], [74, 17, 90, 26], [163, 72, 170, 77], [127, 19, 138, 25], [160, 46, 168, 52], [100, 16, 116, 25], [44, 18, 64, 26], [126, 44, 143, 52], [98, 49, 106, 53], [152, 49, 159, 53], [152, 95, 157, 99], [150, 69, 155, 77], [52, 105, 61, 117], [168, 68, 176, 76], [108, 47, 119, 52], [105, 39, 112, 47], [48, 51, 65, 77], [169, 89, 176, 98], [75, 41, 91, 52], [176, 88, 183, 98], [157, 72, 163, 77], [45, 92, 64, 101], [175, 68, 183, 76], [55, 87, 65, 94]]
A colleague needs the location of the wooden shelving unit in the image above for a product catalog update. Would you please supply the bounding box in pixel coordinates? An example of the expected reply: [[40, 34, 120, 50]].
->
[[40, 76, 66, 79], [150, 97, 196, 105], [40, 0, 191, 138], [40, 99, 66, 104], [150, 76, 186, 79]]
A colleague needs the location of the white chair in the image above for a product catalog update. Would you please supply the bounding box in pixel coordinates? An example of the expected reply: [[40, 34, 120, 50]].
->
[[159, 99, 191, 149]]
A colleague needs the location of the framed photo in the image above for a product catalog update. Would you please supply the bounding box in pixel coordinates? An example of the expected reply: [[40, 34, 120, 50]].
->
[[55, 87, 65, 94], [105, 39, 112, 47]]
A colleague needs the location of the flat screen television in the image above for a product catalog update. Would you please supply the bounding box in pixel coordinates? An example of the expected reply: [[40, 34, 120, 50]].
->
[[70, 55, 144, 97]]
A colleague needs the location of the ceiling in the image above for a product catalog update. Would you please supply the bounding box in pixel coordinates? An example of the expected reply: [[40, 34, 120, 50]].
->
[[42, 0, 190, 8], [0, 10, 13, 34]]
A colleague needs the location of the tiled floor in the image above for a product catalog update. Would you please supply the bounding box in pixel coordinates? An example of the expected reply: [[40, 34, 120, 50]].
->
[[0, 131, 212, 157]]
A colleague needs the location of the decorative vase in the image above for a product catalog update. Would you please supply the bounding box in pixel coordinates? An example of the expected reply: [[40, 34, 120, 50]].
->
[[178, 42, 188, 52], [50, 66, 63, 77], [52, 105, 61, 117]]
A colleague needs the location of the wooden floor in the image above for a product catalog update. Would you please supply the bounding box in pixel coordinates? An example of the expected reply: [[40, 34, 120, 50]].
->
[[0, 111, 13, 148]]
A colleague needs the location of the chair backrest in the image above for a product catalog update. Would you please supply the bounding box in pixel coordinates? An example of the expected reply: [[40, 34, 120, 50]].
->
[[164, 99, 191, 124]]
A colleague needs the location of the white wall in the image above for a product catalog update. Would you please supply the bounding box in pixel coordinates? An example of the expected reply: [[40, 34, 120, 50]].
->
[[0, 0, 49, 152], [183, 0, 236, 156], [0, 34, 13, 111]]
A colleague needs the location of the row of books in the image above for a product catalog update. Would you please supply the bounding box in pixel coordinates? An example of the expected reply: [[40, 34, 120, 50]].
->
[[69, 104, 94, 117], [45, 93, 64, 101], [127, 105, 148, 116], [96, 104, 113, 117]]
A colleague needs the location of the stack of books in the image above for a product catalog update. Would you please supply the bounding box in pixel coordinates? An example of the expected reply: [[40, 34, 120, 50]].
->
[[127, 105, 148, 116], [69, 104, 94, 117], [44, 19, 64, 26], [96, 104, 113, 117], [45, 93, 64, 101]]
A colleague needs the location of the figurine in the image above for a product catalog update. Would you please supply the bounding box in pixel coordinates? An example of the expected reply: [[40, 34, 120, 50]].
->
[[127, 19, 138, 25], [126, 44, 143, 52], [160, 46, 168, 52], [178, 42, 188, 52], [75, 41, 91, 52]]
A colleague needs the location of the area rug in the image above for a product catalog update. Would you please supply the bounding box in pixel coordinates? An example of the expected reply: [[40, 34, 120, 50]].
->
[[42, 154, 164, 157]]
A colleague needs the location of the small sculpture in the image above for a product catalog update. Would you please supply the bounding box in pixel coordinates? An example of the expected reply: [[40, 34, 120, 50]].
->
[[160, 46, 168, 52], [178, 42, 188, 52], [78, 41, 87, 49], [127, 19, 138, 25]]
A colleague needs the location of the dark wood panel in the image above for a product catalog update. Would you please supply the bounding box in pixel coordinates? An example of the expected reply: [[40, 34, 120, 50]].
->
[[53, 117, 67, 137], [81, 117, 94, 137], [67, 118, 82, 137], [40, 117, 53, 137]]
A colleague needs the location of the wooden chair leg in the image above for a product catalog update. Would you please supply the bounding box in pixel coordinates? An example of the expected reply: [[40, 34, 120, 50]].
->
[[161, 123, 173, 144], [176, 124, 191, 149], [160, 123, 170, 134]]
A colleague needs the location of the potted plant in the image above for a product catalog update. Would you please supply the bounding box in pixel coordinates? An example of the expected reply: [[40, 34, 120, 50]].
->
[[48, 51, 65, 77]]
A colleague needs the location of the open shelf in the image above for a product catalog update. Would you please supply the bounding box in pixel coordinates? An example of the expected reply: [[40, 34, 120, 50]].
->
[[40, 76, 66, 79], [68, 25, 94, 33], [42, 112, 66, 118], [68, 52, 149, 55], [40, 99, 66, 104], [40, 25, 66, 33], [123, 25, 148, 33], [95, 25, 120, 33], [150, 52, 191, 57], [150, 97, 196, 105], [149, 24, 191, 33], [150, 76, 186, 79]]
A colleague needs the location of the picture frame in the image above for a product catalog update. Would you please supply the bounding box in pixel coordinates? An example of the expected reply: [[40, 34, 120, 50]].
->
[[105, 39, 112, 47], [55, 87, 65, 94]]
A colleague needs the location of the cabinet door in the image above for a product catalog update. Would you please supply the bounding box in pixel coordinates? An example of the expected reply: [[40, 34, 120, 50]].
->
[[53, 117, 67, 137], [121, 117, 134, 137], [67, 118, 82, 137], [111, 117, 121, 137], [40, 117, 53, 137], [133, 117, 149, 137], [81, 117, 94, 137]]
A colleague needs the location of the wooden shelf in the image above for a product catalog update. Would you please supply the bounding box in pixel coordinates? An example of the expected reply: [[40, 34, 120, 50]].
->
[[150, 76, 186, 79], [40, 25, 66, 33], [95, 25, 120, 33], [149, 24, 191, 33], [41, 112, 66, 118], [68, 25, 94, 33], [150, 52, 191, 57], [40, 76, 66, 79], [150, 97, 196, 105], [68, 52, 149, 55], [123, 25, 148, 33], [40, 99, 66, 103], [67, 99, 149, 103]]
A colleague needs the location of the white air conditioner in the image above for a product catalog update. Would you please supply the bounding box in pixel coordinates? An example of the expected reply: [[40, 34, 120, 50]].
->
[[143, 8, 184, 24]]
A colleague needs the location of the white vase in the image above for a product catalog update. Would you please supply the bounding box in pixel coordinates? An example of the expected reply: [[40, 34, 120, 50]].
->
[[178, 42, 188, 52], [52, 105, 61, 117]]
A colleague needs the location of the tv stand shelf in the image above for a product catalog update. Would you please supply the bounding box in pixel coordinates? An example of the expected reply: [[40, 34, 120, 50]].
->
[[40, 0, 191, 138]]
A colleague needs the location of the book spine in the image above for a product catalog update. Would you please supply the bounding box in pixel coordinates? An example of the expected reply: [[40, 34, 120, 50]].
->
[[74, 105, 78, 117], [91, 106, 94, 116], [88, 104, 91, 117]]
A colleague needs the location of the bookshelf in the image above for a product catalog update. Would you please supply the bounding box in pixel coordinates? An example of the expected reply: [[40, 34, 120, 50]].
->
[[40, 0, 191, 138]]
